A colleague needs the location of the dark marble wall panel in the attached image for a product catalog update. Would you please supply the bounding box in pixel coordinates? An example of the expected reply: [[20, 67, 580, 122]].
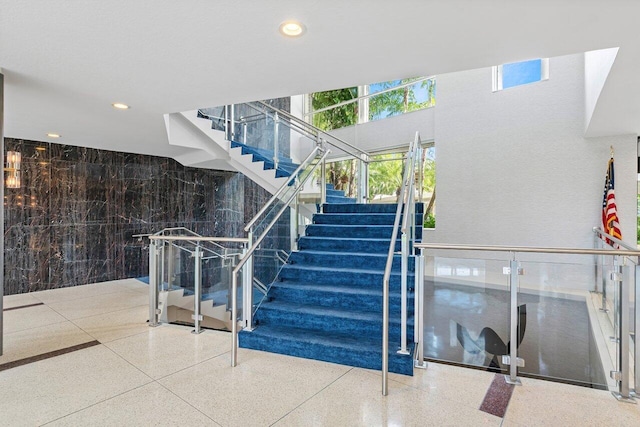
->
[[4, 137, 279, 295]]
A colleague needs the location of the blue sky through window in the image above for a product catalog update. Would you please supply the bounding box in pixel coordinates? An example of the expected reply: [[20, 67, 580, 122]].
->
[[502, 59, 542, 89]]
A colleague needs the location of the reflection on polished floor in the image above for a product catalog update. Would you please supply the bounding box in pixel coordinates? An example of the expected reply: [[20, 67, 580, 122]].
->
[[424, 281, 607, 388], [1, 279, 638, 426]]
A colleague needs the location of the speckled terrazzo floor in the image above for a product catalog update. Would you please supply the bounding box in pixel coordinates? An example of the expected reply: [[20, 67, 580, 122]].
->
[[1, 279, 638, 426]]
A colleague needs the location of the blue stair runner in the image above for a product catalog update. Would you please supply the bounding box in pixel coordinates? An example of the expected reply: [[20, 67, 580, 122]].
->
[[230, 140, 299, 178], [239, 202, 424, 375]]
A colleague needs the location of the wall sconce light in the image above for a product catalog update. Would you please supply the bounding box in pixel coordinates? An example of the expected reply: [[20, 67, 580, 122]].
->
[[5, 150, 21, 189]]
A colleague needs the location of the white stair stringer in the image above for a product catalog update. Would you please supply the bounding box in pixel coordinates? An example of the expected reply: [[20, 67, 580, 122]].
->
[[166, 110, 317, 219]]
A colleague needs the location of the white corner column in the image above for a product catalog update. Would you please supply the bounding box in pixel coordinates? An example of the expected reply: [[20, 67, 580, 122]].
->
[[0, 69, 5, 355]]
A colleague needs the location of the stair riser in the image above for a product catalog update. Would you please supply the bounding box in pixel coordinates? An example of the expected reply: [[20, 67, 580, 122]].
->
[[288, 252, 414, 272], [269, 285, 414, 313], [313, 213, 423, 226], [326, 189, 347, 197], [239, 332, 413, 375], [279, 267, 413, 289], [298, 237, 401, 253], [326, 196, 357, 204], [305, 225, 423, 240], [323, 203, 424, 214], [254, 308, 414, 339]]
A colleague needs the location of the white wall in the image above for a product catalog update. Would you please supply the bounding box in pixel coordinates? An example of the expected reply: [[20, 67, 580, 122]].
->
[[585, 48, 618, 134], [434, 53, 637, 253], [328, 107, 435, 157]]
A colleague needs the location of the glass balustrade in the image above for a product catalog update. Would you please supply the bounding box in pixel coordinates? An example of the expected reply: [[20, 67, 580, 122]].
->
[[414, 243, 639, 400]]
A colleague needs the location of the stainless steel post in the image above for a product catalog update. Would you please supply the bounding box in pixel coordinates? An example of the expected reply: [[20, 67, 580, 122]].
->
[[612, 259, 635, 402], [242, 233, 254, 331], [0, 70, 5, 355], [382, 273, 389, 396], [230, 104, 235, 141], [398, 233, 409, 355], [192, 245, 203, 334], [358, 155, 368, 204], [273, 112, 279, 169], [224, 105, 230, 142], [634, 264, 640, 397], [165, 241, 172, 291], [414, 250, 427, 369], [231, 267, 238, 367], [320, 142, 327, 211], [505, 258, 522, 385], [148, 240, 160, 327]]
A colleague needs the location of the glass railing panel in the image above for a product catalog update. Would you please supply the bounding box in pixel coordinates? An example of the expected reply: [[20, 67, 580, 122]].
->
[[517, 254, 611, 389], [246, 158, 322, 311], [423, 252, 510, 372], [236, 103, 317, 169], [153, 234, 246, 331]]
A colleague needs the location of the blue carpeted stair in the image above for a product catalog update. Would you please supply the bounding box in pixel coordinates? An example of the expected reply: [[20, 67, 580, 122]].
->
[[230, 140, 299, 178], [239, 202, 424, 375]]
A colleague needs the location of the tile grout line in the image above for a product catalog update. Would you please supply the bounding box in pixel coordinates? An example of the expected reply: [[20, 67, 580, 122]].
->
[[268, 367, 354, 426], [0, 340, 101, 372], [154, 378, 223, 426], [3, 302, 45, 311], [38, 381, 155, 427]]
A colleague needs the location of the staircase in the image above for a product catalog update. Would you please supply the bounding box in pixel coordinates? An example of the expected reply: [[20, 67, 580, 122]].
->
[[239, 202, 424, 375]]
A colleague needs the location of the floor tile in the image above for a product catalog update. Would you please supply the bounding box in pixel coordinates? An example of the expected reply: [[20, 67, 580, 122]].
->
[[72, 305, 150, 343], [45, 382, 219, 426], [104, 325, 230, 379], [503, 376, 640, 426], [386, 361, 495, 411], [2, 292, 42, 309], [111, 278, 149, 294], [2, 304, 67, 334], [273, 368, 502, 427], [47, 289, 148, 320], [32, 281, 134, 305], [159, 350, 350, 427], [0, 344, 152, 426], [0, 321, 95, 365]]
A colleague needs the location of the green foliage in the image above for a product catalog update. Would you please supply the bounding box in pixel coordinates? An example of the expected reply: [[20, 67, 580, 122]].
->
[[637, 215, 640, 245], [370, 78, 435, 120], [311, 88, 358, 131], [424, 212, 436, 228], [369, 154, 404, 198]]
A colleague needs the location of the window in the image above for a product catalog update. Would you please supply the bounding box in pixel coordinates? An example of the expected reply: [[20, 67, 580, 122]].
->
[[493, 58, 549, 91]]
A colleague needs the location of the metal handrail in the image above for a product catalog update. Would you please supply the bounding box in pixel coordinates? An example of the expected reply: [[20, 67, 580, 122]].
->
[[413, 242, 640, 257], [253, 100, 370, 161], [593, 227, 637, 252], [148, 235, 248, 243], [382, 132, 418, 396], [134, 227, 230, 258], [244, 146, 321, 232], [304, 76, 436, 116], [401, 133, 421, 233], [231, 149, 331, 367]]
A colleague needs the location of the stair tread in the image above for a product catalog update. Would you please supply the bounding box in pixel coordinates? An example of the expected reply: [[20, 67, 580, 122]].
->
[[282, 263, 412, 276], [258, 300, 414, 325], [241, 324, 411, 353], [271, 280, 410, 298]]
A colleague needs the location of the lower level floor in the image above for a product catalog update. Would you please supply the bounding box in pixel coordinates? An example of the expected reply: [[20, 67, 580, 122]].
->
[[1, 279, 638, 426]]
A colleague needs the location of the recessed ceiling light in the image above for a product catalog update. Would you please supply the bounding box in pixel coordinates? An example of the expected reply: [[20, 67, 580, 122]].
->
[[46, 133, 61, 138], [279, 21, 305, 37], [112, 103, 130, 110]]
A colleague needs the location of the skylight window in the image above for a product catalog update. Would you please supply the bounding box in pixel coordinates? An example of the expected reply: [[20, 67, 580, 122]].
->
[[493, 58, 549, 91]]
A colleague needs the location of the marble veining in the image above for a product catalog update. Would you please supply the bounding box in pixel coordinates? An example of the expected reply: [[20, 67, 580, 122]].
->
[[4, 138, 287, 295]]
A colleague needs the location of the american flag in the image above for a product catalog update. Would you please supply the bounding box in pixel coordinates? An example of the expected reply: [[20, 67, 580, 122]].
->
[[602, 158, 622, 246]]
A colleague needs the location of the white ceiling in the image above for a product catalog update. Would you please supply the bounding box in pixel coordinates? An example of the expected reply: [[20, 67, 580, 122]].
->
[[1, 0, 639, 158]]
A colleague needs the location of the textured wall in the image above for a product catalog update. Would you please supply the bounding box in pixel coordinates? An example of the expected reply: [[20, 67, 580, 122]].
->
[[3, 138, 281, 295]]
